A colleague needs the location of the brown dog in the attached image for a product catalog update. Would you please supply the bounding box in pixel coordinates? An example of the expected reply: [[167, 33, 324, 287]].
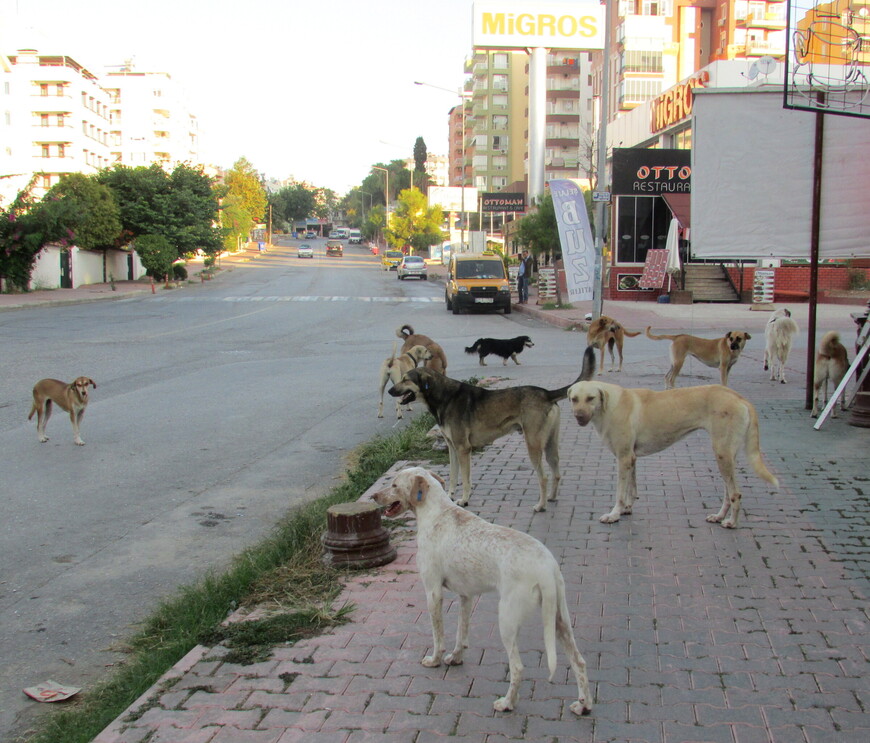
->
[[646, 327, 750, 388], [28, 377, 96, 445], [396, 324, 448, 374], [586, 315, 641, 373], [812, 331, 849, 417]]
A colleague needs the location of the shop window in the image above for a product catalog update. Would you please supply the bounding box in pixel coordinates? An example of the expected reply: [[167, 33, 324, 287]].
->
[[616, 196, 672, 264]]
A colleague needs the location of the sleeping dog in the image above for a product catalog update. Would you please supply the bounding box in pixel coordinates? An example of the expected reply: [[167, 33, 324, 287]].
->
[[465, 335, 534, 366]]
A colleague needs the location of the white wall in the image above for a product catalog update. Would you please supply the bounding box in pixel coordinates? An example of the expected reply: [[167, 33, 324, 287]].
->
[[27, 246, 146, 289]]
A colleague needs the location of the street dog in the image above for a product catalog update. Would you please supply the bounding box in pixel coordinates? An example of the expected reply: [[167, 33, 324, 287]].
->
[[586, 315, 641, 373], [812, 331, 849, 417], [465, 335, 534, 366], [645, 327, 751, 388], [397, 324, 448, 374], [378, 344, 433, 419], [371, 466, 592, 716], [389, 346, 596, 511], [763, 308, 800, 384], [568, 381, 779, 528], [28, 377, 96, 446]]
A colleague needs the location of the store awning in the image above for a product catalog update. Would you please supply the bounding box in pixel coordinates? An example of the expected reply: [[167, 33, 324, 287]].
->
[[662, 193, 691, 229]]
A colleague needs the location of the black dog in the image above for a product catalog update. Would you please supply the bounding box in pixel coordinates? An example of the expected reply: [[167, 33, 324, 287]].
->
[[465, 336, 534, 366]]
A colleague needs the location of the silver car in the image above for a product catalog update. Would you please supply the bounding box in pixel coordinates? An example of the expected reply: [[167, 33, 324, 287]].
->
[[397, 255, 427, 280], [297, 244, 314, 258]]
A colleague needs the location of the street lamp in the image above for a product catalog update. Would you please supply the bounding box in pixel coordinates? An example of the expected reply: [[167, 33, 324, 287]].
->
[[414, 80, 469, 251]]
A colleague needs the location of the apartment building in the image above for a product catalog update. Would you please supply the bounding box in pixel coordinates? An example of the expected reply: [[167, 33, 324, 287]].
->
[[1, 47, 112, 200], [464, 50, 527, 193], [103, 66, 199, 168]]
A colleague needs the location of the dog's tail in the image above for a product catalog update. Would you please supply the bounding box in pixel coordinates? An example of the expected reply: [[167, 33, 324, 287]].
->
[[548, 345, 596, 401], [645, 326, 679, 341], [744, 401, 779, 490], [819, 331, 846, 359], [396, 324, 414, 340], [540, 575, 560, 681], [623, 329, 642, 338], [27, 402, 36, 420], [465, 339, 481, 355]]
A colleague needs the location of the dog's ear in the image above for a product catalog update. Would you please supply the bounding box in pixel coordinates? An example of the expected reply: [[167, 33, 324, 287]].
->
[[598, 387, 606, 413], [89, 379, 97, 389], [744, 333, 751, 341], [429, 470, 446, 487], [412, 474, 429, 504]]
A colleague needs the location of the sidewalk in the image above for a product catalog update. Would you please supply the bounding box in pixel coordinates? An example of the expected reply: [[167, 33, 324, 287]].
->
[[91, 306, 869, 743]]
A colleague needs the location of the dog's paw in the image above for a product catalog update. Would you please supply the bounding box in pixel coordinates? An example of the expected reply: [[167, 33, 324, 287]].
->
[[493, 697, 514, 713], [443, 652, 464, 666], [570, 700, 593, 716], [421, 655, 441, 668], [720, 518, 737, 529], [38, 436, 49, 443], [705, 513, 723, 523], [533, 503, 547, 513], [599, 512, 620, 524], [74, 440, 85, 446]]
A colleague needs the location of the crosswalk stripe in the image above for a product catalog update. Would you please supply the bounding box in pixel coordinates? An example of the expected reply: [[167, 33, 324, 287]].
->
[[157, 295, 441, 303]]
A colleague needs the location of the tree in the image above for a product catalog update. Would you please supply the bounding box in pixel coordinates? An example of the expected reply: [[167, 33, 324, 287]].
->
[[166, 164, 222, 257], [270, 183, 316, 231], [44, 173, 122, 281], [413, 137, 427, 191], [516, 192, 560, 261], [364, 204, 386, 243], [96, 164, 171, 246], [386, 187, 444, 253], [134, 234, 175, 281], [221, 158, 267, 252], [0, 178, 70, 291]]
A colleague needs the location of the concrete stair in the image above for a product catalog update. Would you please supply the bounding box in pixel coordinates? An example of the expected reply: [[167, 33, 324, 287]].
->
[[683, 264, 740, 303]]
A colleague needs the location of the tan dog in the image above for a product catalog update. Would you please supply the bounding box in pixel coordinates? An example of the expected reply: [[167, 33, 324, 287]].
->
[[28, 377, 96, 446], [568, 381, 778, 528], [763, 308, 800, 384], [378, 344, 433, 419], [371, 467, 592, 716], [645, 327, 751, 388], [396, 324, 448, 374], [812, 331, 849, 417], [586, 315, 641, 373]]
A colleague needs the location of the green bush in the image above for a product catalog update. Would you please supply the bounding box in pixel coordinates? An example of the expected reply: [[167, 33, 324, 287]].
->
[[172, 263, 188, 281]]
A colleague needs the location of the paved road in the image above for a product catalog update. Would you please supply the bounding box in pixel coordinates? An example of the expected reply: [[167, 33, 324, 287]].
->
[[1, 239, 547, 741]]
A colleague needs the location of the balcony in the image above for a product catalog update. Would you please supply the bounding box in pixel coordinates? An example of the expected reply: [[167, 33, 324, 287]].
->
[[739, 11, 786, 30], [546, 137, 579, 148], [745, 38, 786, 56]]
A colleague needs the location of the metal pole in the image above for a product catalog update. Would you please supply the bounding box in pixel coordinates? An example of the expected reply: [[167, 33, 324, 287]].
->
[[460, 93, 466, 251], [592, 0, 612, 321], [805, 94, 825, 410]]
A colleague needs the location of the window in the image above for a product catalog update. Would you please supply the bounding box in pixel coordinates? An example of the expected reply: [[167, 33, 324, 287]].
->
[[57, 143, 65, 158], [41, 144, 50, 158], [42, 174, 51, 189], [493, 53, 508, 68], [40, 84, 49, 96], [492, 134, 507, 151], [41, 114, 50, 127], [616, 196, 672, 263], [492, 74, 508, 92], [492, 114, 507, 130], [492, 94, 508, 108], [622, 50, 663, 73]]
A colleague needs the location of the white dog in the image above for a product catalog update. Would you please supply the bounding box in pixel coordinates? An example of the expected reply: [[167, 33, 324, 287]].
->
[[763, 308, 800, 383], [568, 381, 779, 528], [371, 467, 592, 716], [377, 343, 432, 419]]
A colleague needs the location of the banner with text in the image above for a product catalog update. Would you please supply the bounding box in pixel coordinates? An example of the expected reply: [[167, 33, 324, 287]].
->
[[549, 179, 595, 302], [481, 192, 526, 212]]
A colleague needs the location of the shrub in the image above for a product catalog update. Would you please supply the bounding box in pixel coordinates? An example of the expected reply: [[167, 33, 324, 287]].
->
[[172, 264, 188, 281]]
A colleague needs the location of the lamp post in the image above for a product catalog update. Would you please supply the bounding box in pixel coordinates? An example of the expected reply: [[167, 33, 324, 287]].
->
[[414, 80, 469, 251]]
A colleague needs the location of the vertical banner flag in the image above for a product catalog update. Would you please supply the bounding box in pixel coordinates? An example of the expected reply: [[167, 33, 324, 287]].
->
[[549, 179, 595, 302]]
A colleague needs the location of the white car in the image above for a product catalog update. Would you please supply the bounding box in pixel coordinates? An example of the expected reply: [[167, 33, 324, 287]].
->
[[297, 244, 314, 258], [397, 255, 427, 280]]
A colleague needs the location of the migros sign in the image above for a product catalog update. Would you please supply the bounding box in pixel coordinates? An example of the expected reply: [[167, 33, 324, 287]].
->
[[650, 71, 710, 133], [473, 1, 605, 50]]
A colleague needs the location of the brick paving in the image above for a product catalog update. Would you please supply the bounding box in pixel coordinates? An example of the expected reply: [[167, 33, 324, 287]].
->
[[90, 295, 869, 743]]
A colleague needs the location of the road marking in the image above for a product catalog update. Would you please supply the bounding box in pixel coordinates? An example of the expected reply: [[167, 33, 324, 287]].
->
[[158, 295, 442, 303]]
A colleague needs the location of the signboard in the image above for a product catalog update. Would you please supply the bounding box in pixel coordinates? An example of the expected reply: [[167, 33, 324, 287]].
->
[[592, 191, 610, 202], [650, 71, 709, 134], [752, 269, 775, 304], [549, 179, 595, 302], [428, 186, 479, 213], [473, 1, 605, 50], [611, 148, 691, 196], [481, 192, 526, 212]]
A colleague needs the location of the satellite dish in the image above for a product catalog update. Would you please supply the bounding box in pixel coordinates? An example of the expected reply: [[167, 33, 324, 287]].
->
[[747, 62, 759, 80], [757, 56, 776, 75]]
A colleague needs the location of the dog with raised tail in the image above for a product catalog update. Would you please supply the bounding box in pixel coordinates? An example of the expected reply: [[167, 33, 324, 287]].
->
[[763, 308, 800, 384], [371, 466, 592, 716], [396, 324, 447, 374], [464, 335, 534, 366]]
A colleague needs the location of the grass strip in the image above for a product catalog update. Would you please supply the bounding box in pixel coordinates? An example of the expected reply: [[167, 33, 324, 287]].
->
[[23, 413, 442, 743]]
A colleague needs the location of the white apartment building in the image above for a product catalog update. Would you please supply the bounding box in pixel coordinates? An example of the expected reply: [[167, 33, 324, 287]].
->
[[0, 47, 112, 202], [103, 66, 199, 169]]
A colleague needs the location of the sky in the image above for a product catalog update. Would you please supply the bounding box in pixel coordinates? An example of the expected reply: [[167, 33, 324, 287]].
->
[[0, 0, 480, 195]]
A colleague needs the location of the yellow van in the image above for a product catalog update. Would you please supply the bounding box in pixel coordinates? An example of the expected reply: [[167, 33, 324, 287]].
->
[[381, 249, 404, 271], [445, 253, 511, 314]]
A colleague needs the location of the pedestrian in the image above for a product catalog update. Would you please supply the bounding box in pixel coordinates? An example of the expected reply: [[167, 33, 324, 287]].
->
[[517, 250, 532, 304]]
